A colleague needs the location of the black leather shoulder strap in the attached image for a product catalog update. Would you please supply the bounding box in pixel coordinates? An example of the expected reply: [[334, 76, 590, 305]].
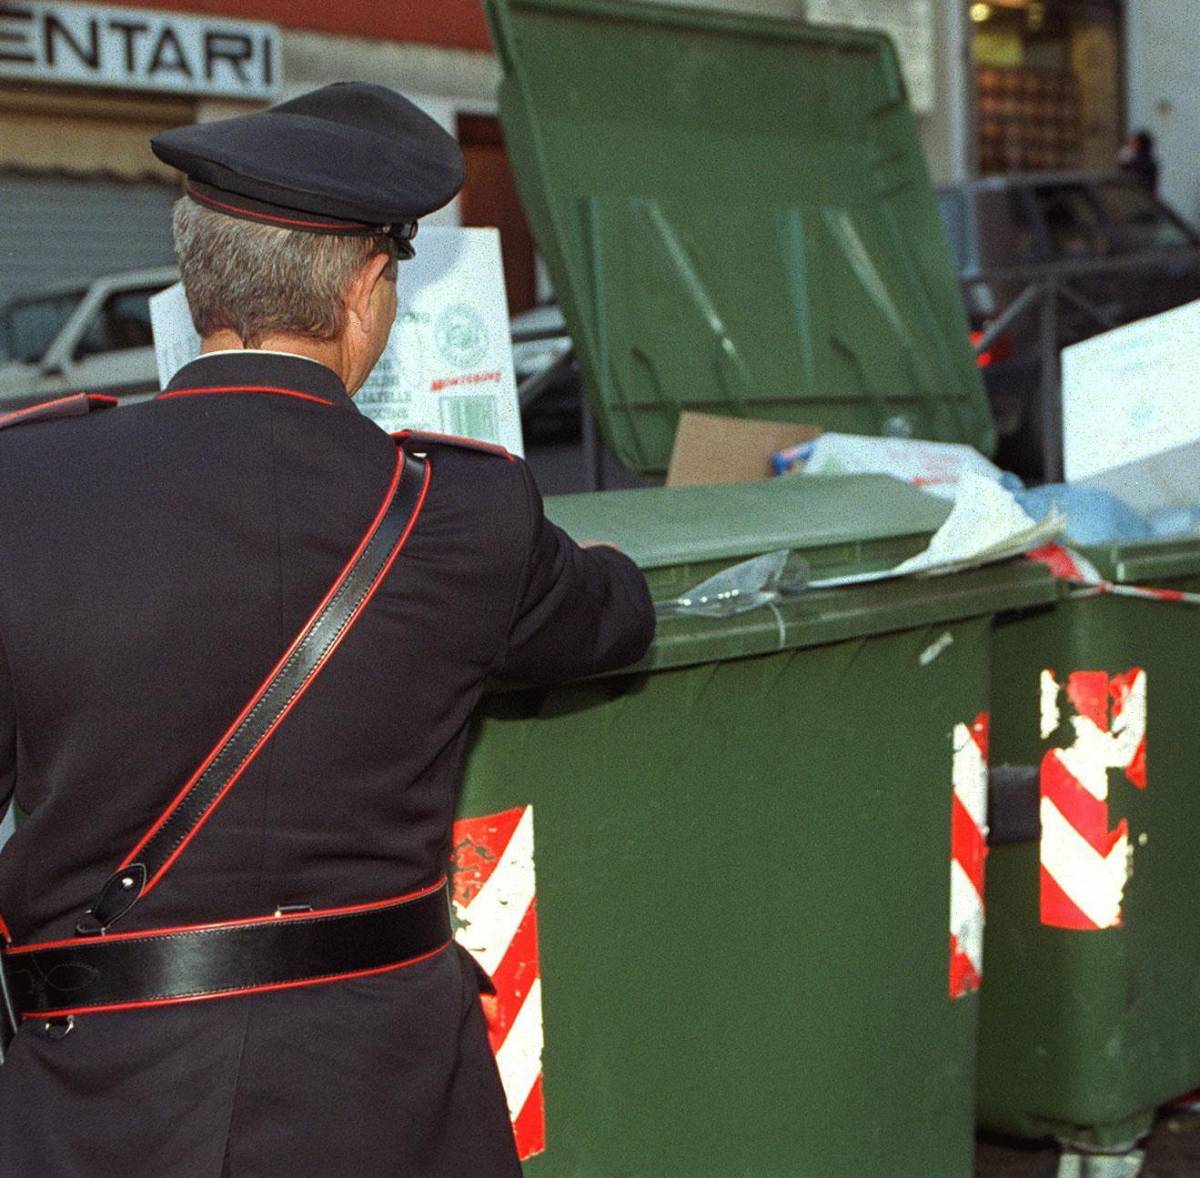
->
[[392, 429, 515, 461], [81, 445, 431, 933]]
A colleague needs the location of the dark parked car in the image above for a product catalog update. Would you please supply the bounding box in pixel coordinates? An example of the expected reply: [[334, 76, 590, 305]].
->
[[936, 172, 1200, 479]]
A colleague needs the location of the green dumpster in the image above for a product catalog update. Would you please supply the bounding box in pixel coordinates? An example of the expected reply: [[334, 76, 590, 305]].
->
[[453, 479, 1052, 1176], [978, 539, 1200, 1153], [445, 1, 1059, 1172]]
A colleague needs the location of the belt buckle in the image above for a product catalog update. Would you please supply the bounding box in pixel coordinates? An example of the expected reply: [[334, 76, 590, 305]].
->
[[0, 946, 20, 1062]]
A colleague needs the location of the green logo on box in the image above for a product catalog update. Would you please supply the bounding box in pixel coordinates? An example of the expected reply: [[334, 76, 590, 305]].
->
[[435, 303, 488, 369]]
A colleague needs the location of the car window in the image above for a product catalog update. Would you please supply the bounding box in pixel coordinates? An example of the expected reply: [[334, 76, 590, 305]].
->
[[970, 188, 1040, 268], [1033, 184, 1111, 259], [73, 288, 157, 361], [1095, 181, 1193, 252], [1, 291, 84, 364]]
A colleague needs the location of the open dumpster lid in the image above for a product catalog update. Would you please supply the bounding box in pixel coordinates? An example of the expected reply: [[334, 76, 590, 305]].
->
[[486, 0, 994, 476]]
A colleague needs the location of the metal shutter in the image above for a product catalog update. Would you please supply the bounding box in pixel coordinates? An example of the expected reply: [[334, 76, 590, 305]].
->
[[0, 171, 177, 308]]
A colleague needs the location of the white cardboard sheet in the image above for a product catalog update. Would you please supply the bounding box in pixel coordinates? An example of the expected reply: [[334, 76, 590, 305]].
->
[[1062, 298, 1200, 482], [150, 227, 524, 455]]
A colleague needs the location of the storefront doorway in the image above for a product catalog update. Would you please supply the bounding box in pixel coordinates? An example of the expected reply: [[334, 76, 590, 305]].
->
[[970, 0, 1123, 175]]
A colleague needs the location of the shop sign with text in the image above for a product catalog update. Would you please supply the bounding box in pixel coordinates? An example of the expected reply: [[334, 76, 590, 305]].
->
[[0, 2, 280, 99]]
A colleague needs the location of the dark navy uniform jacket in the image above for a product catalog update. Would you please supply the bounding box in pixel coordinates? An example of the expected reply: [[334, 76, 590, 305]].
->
[[0, 352, 654, 1177]]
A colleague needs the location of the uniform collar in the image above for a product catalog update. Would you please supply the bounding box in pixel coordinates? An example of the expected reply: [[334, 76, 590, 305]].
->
[[160, 351, 357, 410]]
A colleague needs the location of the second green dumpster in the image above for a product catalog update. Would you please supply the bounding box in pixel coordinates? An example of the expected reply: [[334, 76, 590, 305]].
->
[[979, 537, 1200, 1153]]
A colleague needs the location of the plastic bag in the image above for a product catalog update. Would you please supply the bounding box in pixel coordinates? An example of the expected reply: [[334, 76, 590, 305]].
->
[[1015, 485, 1153, 546], [655, 550, 809, 619]]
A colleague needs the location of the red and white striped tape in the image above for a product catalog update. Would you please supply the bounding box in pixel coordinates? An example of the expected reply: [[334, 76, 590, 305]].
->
[[451, 806, 546, 1161], [1029, 545, 1200, 606], [950, 714, 989, 999], [1039, 670, 1147, 930]]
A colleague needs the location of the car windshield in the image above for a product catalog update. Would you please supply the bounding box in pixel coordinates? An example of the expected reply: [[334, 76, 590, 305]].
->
[[1095, 181, 1193, 252], [961, 187, 1041, 269], [73, 288, 157, 360], [1033, 184, 1111, 259], [1, 290, 84, 364]]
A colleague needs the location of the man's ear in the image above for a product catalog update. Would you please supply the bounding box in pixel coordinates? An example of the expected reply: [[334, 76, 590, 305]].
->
[[346, 251, 394, 336]]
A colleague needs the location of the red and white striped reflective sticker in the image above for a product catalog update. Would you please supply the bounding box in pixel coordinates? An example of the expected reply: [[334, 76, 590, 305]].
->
[[950, 713, 989, 1000], [1039, 670, 1147, 930], [450, 806, 545, 1161]]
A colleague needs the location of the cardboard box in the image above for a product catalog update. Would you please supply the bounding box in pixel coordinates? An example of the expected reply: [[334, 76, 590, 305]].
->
[[665, 411, 819, 487], [1062, 298, 1200, 482], [1079, 439, 1200, 516]]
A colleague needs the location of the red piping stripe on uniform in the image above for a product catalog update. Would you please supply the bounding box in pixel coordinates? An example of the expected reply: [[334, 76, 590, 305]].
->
[[7, 876, 447, 956], [158, 386, 335, 407], [0, 394, 83, 426], [0, 392, 118, 428], [22, 942, 452, 1021], [117, 449, 425, 896]]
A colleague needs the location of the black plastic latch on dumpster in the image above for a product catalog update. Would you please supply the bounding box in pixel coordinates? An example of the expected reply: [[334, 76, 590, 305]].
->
[[987, 766, 1040, 846]]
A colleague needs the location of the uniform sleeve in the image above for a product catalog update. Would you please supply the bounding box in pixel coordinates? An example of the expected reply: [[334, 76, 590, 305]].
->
[[494, 461, 655, 685]]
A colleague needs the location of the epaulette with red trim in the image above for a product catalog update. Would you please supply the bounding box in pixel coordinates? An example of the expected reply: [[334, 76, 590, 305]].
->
[[0, 393, 118, 432], [392, 429, 515, 461]]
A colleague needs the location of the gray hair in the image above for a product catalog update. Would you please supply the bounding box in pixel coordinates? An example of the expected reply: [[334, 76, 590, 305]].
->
[[171, 196, 398, 346]]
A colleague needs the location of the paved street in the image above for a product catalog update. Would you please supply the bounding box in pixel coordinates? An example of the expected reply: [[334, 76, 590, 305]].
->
[[976, 1103, 1200, 1177]]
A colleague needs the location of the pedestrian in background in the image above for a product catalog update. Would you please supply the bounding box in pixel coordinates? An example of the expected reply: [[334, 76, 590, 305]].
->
[[1119, 129, 1160, 193]]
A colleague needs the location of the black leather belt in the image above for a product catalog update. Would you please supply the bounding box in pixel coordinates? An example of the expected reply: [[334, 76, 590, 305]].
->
[[3, 879, 451, 1021]]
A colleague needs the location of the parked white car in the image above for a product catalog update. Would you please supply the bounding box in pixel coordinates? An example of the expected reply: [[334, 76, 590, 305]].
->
[[0, 267, 177, 414]]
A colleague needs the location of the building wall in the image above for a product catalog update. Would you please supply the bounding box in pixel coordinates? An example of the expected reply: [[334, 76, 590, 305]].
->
[[1126, 0, 1200, 225], [914, 0, 970, 184], [99, 0, 492, 51], [276, 30, 503, 229]]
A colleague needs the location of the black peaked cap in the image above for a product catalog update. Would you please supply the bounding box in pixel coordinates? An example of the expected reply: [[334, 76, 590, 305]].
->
[[151, 82, 464, 250]]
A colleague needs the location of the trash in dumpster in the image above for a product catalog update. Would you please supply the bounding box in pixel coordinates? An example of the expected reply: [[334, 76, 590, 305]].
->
[[665, 411, 820, 486], [810, 475, 1063, 588], [1146, 506, 1200, 538], [772, 431, 1010, 498], [654, 549, 809, 618], [1018, 432, 1200, 544], [1015, 484, 1154, 546]]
